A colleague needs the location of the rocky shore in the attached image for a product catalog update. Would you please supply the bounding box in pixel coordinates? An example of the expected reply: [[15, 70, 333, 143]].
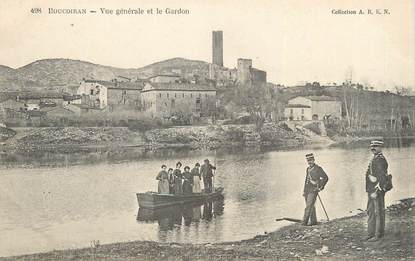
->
[[1, 123, 327, 152], [3, 198, 414, 260]]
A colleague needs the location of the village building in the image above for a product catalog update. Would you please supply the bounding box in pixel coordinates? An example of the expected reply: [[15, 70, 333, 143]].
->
[[147, 75, 181, 84], [77, 80, 108, 109], [284, 95, 342, 121], [77, 79, 144, 111], [112, 75, 132, 83], [236, 58, 267, 85], [141, 82, 217, 118]]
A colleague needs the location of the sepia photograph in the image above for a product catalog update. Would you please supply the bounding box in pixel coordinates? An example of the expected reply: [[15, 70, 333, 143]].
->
[[0, 0, 414, 260]]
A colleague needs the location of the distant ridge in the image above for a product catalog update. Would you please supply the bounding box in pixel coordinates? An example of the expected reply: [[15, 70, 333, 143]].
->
[[0, 57, 210, 91]]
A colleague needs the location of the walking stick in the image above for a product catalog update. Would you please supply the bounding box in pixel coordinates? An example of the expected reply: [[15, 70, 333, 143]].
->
[[317, 194, 330, 221]]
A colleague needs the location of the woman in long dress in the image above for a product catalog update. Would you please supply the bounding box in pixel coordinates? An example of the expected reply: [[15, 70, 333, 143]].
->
[[156, 165, 169, 194], [173, 162, 183, 195], [182, 166, 193, 194], [168, 168, 175, 194], [191, 163, 201, 193]]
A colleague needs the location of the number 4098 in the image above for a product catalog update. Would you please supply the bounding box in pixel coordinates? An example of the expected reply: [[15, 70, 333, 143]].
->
[[31, 8, 42, 14]]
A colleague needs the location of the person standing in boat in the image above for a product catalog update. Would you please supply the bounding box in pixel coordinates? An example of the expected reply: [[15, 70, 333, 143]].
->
[[168, 168, 175, 194], [156, 165, 169, 194], [182, 166, 194, 194], [191, 163, 202, 193], [173, 162, 183, 195], [302, 153, 329, 226], [201, 159, 216, 193]]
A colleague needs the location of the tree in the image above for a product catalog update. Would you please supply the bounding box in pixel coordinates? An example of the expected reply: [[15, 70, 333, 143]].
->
[[233, 83, 275, 130]]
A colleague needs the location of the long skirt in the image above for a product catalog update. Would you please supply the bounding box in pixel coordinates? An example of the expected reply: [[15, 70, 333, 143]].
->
[[158, 179, 170, 194], [183, 181, 193, 194], [193, 176, 201, 193], [174, 179, 183, 195]]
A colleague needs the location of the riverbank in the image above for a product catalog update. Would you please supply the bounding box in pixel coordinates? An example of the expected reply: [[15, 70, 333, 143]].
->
[[1, 123, 325, 153], [3, 198, 414, 260]]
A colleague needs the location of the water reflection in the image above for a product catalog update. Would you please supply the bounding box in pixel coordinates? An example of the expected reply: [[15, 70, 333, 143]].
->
[[0, 138, 414, 257], [137, 198, 225, 232]]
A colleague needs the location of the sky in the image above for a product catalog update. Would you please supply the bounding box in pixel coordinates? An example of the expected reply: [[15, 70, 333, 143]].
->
[[0, 0, 414, 89]]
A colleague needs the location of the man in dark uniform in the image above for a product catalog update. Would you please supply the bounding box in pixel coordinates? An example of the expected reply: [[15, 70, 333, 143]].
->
[[366, 140, 388, 242], [201, 159, 216, 193], [302, 153, 329, 226]]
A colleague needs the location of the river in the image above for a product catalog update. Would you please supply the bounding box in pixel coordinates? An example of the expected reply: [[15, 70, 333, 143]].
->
[[0, 139, 414, 257]]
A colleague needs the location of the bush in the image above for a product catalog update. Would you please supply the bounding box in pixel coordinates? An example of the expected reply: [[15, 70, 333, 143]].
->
[[304, 122, 322, 135]]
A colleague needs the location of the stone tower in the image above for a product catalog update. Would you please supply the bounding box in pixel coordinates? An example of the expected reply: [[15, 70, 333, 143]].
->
[[237, 58, 252, 85], [212, 31, 223, 67]]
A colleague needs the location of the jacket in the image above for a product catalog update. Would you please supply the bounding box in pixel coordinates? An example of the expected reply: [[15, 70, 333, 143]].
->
[[366, 152, 388, 193], [303, 164, 329, 194]]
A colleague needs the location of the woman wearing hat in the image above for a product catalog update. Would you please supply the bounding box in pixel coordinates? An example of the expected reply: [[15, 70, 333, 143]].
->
[[182, 166, 194, 194], [191, 163, 202, 193], [173, 162, 183, 195], [168, 168, 175, 194], [156, 165, 169, 194]]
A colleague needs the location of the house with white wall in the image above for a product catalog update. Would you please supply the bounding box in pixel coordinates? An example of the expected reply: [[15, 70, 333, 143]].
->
[[285, 95, 342, 121]]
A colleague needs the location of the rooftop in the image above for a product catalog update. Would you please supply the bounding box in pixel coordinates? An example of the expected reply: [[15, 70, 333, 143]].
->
[[148, 74, 181, 79], [299, 95, 339, 101], [143, 82, 217, 92], [285, 104, 311, 108], [83, 79, 144, 90]]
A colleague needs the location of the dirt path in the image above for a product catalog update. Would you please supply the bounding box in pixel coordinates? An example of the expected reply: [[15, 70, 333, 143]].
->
[[3, 198, 414, 261]]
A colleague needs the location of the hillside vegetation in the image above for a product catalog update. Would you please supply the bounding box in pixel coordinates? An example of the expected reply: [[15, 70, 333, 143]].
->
[[0, 58, 209, 91]]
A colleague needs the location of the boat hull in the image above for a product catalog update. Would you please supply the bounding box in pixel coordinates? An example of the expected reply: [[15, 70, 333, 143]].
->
[[137, 187, 224, 209]]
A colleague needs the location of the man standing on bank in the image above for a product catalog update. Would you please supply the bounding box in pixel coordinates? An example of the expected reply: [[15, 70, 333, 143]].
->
[[302, 153, 329, 226], [201, 159, 216, 193], [366, 140, 388, 242]]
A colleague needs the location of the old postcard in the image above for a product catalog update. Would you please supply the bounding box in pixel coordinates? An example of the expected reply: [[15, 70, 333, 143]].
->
[[0, 0, 414, 260]]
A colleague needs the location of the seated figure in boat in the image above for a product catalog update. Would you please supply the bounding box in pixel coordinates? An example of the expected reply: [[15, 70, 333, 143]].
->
[[167, 168, 175, 194], [156, 165, 169, 194], [182, 166, 194, 194], [173, 162, 183, 195], [191, 163, 202, 193]]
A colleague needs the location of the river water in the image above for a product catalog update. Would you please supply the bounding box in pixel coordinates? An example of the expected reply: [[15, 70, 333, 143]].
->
[[0, 139, 414, 257]]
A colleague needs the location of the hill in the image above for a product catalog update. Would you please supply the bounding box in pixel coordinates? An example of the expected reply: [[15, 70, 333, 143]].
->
[[0, 57, 210, 91]]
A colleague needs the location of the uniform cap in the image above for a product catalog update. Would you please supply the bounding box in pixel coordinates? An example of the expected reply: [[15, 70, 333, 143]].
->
[[305, 153, 315, 160], [370, 140, 384, 147]]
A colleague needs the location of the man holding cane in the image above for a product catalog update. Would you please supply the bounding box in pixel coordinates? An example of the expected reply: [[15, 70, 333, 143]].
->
[[302, 153, 329, 226]]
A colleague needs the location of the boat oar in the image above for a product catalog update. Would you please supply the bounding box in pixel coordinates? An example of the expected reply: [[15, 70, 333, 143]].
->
[[275, 217, 303, 223]]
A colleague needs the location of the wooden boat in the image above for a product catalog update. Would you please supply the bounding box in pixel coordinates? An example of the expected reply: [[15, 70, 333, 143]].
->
[[136, 187, 224, 209]]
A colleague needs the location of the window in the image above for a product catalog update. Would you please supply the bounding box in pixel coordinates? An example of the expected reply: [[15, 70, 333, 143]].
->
[[290, 109, 293, 114], [182, 93, 184, 98], [205, 94, 208, 98], [167, 93, 169, 98], [159, 93, 161, 98], [199, 93, 201, 98], [191, 94, 193, 98], [175, 93, 177, 98], [90, 89, 94, 95], [301, 109, 304, 114]]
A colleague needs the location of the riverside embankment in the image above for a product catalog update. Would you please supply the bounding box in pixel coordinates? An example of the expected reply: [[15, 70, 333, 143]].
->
[[1, 123, 330, 152], [4, 198, 414, 260]]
